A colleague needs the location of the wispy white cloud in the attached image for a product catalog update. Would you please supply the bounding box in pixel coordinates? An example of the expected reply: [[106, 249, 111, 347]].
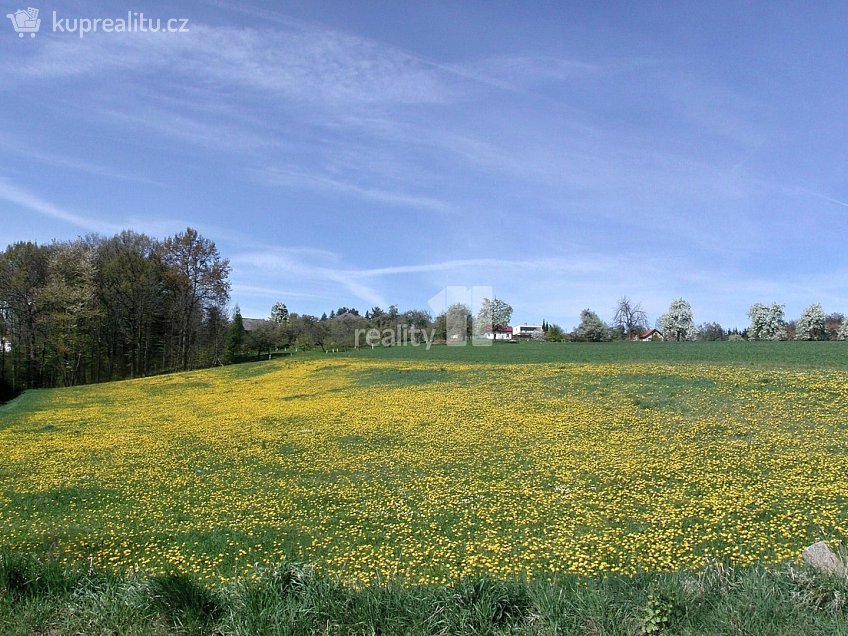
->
[[231, 250, 640, 313], [97, 107, 282, 154], [812, 193, 848, 209], [0, 180, 122, 234], [455, 55, 602, 90], [260, 168, 454, 213], [201, 2, 600, 98], [351, 256, 612, 278], [1, 25, 453, 106], [231, 284, 323, 299], [230, 250, 384, 307], [0, 133, 155, 184]]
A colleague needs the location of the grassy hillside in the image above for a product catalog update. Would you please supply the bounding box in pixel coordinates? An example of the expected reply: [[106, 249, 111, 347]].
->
[[2, 346, 848, 581], [2, 343, 848, 632]]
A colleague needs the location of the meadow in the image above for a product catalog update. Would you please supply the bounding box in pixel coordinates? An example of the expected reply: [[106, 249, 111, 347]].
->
[[2, 342, 848, 633]]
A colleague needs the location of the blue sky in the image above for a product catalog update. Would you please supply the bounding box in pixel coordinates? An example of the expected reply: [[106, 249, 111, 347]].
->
[[2, 1, 847, 329]]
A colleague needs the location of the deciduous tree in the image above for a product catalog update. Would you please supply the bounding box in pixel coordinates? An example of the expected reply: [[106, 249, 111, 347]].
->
[[96, 231, 164, 378], [38, 241, 101, 386], [159, 228, 230, 370], [697, 322, 726, 341], [658, 298, 695, 341], [613, 297, 648, 340], [573, 309, 611, 342], [747, 303, 787, 341], [544, 323, 565, 342], [795, 303, 827, 341], [0, 242, 49, 389], [477, 297, 512, 337]]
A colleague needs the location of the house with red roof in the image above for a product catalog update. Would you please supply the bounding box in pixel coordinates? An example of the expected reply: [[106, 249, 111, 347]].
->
[[483, 325, 513, 341]]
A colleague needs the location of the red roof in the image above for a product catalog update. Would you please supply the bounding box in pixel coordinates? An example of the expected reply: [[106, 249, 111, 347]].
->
[[484, 325, 513, 333]]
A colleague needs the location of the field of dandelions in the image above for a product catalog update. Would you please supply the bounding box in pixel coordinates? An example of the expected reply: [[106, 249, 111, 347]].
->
[[2, 349, 847, 585]]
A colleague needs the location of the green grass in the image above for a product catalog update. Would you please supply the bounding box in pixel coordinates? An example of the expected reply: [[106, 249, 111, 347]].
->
[[343, 340, 848, 369], [2, 550, 848, 635], [3, 341, 848, 632]]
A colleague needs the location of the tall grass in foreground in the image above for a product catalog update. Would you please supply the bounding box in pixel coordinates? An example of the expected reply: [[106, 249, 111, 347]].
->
[[2, 551, 848, 635]]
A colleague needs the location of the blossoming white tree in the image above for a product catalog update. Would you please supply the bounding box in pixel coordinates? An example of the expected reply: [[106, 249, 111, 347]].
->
[[658, 298, 695, 341], [476, 297, 513, 338], [747, 303, 787, 341], [795, 303, 827, 341]]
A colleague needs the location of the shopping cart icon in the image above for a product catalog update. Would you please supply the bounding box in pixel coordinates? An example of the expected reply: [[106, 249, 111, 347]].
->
[[6, 7, 41, 38]]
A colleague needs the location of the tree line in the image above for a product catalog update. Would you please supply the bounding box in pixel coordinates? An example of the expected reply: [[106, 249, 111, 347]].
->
[[4, 228, 848, 401], [225, 297, 523, 358], [0, 228, 229, 398], [565, 297, 848, 343]]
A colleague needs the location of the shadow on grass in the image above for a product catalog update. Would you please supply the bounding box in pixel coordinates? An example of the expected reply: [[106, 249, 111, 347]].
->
[[148, 573, 223, 630], [3, 550, 848, 635]]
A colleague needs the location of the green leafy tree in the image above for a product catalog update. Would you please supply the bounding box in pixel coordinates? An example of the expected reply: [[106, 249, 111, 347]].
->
[[96, 231, 164, 378], [697, 322, 726, 341], [327, 312, 368, 348], [436, 303, 472, 342], [248, 320, 277, 359], [225, 306, 246, 363], [544, 323, 566, 342], [0, 242, 49, 389], [573, 309, 611, 342], [38, 241, 101, 386], [159, 228, 231, 370]]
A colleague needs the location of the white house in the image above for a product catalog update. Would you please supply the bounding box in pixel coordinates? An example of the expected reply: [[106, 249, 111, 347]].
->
[[484, 325, 513, 340], [639, 328, 664, 342], [0, 337, 10, 353]]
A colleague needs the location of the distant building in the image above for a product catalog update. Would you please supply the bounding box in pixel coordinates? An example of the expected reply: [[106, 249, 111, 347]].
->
[[639, 328, 664, 342], [484, 325, 513, 340], [0, 337, 10, 353]]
